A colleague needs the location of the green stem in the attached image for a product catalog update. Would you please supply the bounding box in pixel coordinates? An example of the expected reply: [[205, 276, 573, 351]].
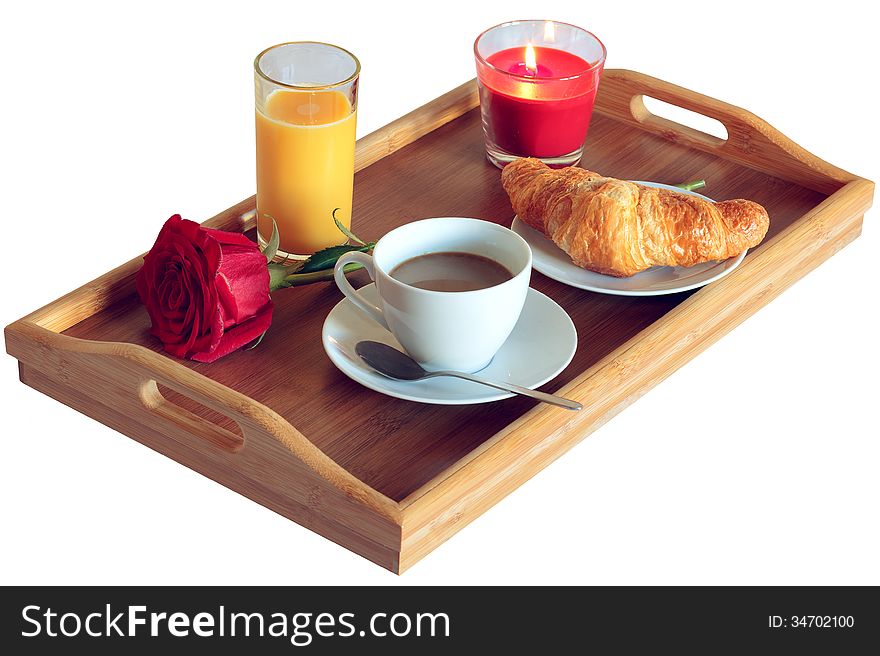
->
[[281, 262, 364, 287], [675, 179, 706, 192]]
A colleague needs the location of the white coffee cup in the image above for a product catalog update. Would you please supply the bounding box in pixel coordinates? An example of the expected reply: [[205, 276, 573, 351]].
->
[[334, 217, 532, 373]]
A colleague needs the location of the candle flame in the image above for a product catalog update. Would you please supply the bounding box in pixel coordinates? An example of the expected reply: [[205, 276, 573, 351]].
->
[[524, 42, 537, 75], [543, 20, 556, 43]]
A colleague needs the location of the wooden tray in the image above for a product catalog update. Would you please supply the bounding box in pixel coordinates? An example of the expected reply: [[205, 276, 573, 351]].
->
[[5, 70, 873, 573]]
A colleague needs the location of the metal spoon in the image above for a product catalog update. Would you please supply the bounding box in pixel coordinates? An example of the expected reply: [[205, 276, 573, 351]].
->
[[355, 341, 582, 411]]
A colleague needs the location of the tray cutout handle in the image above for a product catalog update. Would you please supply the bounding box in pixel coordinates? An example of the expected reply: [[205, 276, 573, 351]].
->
[[636, 95, 729, 146], [139, 379, 244, 453], [597, 70, 749, 152], [594, 70, 855, 194]]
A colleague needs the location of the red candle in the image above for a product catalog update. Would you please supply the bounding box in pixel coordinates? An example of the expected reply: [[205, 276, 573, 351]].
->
[[474, 21, 606, 167], [480, 46, 599, 157]]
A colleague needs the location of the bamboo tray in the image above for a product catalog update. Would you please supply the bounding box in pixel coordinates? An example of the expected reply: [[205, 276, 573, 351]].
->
[[5, 70, 873, 573]]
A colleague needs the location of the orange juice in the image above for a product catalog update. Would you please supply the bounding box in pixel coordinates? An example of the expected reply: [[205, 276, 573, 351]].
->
[[256, 89, 356, 255]]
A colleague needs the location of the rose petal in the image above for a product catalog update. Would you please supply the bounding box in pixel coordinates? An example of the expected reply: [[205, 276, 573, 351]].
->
[[202, 226, 259, 248], [191, 299, 274, 362], [216, 245, 272, 322]]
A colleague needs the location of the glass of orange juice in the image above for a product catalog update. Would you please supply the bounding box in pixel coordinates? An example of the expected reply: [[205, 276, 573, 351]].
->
[[254, 42, 360, 259]]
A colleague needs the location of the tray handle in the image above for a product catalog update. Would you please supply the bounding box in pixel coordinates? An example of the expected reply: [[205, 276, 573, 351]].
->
[[90, 338, 268, 454], [596, 69, 761, 150], [594, 69, 854, 194], [139, 377, 245, 453], [114, 342, 326, 468], [628, 83, 732, 150], [6, 319, 400, 522]]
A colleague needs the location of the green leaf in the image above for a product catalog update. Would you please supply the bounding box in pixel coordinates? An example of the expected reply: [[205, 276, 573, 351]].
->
[[675, 179, 707, 192], [245, 330, 268, 350], [298, 242, 375, 274], [332, 208, 366, 245], [262, 214, 280, 263]]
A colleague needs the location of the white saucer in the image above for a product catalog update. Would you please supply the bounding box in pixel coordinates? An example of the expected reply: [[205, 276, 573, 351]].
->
[[511, 181, 748, 296], [322, 284, 577, 405]]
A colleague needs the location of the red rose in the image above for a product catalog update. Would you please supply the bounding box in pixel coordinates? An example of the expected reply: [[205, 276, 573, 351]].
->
[[136, 214, 273, 362]]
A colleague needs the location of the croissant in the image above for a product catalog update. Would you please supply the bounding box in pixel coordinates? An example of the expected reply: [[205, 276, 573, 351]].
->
[[501, 158, 770, 277]]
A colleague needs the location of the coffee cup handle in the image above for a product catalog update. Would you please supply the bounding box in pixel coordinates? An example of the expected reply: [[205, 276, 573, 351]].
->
[[334, 251, 389, 330]]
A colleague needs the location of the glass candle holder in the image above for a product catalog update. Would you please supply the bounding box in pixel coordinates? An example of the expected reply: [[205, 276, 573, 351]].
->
[[474, 21, 606, 168], [254, 42, 360, 259]]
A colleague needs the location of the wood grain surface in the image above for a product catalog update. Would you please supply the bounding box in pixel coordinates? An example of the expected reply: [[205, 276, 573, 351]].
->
[[63, 109, 830, 502], [7, 70, 872, 572]]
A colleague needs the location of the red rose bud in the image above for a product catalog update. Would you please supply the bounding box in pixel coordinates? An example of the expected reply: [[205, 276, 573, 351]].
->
[[136, 215, 273, 362]]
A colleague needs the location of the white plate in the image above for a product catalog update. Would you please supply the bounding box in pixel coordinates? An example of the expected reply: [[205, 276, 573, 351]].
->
[[511, 181, 748, 296], [322, 284, 577, 405]]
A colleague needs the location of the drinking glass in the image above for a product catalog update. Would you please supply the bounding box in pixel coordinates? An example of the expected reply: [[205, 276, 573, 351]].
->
[[254, 42, 360, 258]]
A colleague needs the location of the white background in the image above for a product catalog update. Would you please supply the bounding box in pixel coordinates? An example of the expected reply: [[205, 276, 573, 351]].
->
[[1, 0, 877, 585]]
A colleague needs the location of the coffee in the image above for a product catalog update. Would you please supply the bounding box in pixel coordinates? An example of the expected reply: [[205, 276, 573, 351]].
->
[[390, 251, 513, 292]]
